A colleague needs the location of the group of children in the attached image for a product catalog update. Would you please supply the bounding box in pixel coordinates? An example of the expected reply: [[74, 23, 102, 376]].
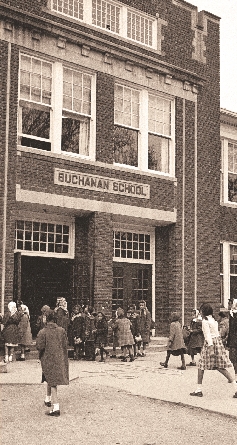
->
[[69, 300, 152, 363], [159, 302, 237, 399]]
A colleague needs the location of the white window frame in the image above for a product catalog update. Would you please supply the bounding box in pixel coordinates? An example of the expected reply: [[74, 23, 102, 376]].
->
[[51, 0, 84, 21], [221, 241, 237, 308], [18, 53, 96, 161], [49, 0, 158, 50], [114, 83, 175, 176], [221, 137, 237, 206], [14, 217, 75, 259]]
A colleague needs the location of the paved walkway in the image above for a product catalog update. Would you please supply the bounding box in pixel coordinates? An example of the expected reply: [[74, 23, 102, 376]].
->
[[1, 350, 236, 419]]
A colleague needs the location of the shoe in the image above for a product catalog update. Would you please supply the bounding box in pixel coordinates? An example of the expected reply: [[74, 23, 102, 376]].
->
[[47, 410, 60, 416], [233, 392, 237, 398], [110, 355, 117, 358], [190, 391, 203, 397], [99, 359, 105, 362], [141, 352, 145, 357], [44, 401, 52, 407], [187, 362, 196, 366], [18, 357, 26, 361], [121, 357, 127, 362], [177, 366, 186, 370], [129, 356, 135, 362], [160, 362, 168, 368], [137, 352, 142, 357]]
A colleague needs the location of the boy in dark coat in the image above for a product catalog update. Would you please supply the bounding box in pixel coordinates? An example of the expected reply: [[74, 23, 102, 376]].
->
[[36, 310, 69, 416]]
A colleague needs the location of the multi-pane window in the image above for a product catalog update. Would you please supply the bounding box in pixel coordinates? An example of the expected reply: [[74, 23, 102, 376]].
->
[[113, 231, 150, 260], [127, 10, 153, 47], [114, 84, 140, 167], [62, 68, 91, 155], [148, 95, 171, 173], [92, 0, 120, 33], [230, 244, 237, 301], [114, 84, 174, 174], [112, 267, 124, 311], [52, 0, 83, 20], [50, 1, 157, 49], [15, 220, 71, 255], [220, 243, 223, 304], [132, 269, 149, 306], [19, 54, 95, 158], [228, 142, 237, 202], [19, 55, 52, 151]]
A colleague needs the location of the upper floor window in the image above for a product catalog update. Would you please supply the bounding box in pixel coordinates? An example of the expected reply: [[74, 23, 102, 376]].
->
[[221, 139, 237, 204], [113, 231, 150, 260], [114, 83, 174, 176], [127, 10, 153, 46], [92, 0, 120, 33], [52, 0, 83, 20], [18, 54, 96, 159], [50, 0, 157, 49]]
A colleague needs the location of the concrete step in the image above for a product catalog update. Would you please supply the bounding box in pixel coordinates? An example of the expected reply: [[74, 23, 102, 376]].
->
[[0, 337, 168, 361]]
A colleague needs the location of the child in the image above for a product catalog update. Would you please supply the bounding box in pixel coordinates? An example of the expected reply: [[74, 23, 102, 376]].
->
[[36, 309, 69, 416], [127, 304, 140, 357], [190, 303, 237, 398], [95, 312, 109, 362], [54, 297, 70, 337], [71, 305, 85, 360], [2, 301, 21, 363], [36, 305, 51, 333], [17, 304, 33, 361], [113, 308, 135, 362], [84, 306, 96, 361], [137, 300, 151, 357], [160, 311, 186, 370], [187, 309, 204, 366], [109, 310, 119, 358], [218, 310, 229, 348]]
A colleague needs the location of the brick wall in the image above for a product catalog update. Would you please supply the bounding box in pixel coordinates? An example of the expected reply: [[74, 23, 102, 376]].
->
[[96, 72, 114, 164]]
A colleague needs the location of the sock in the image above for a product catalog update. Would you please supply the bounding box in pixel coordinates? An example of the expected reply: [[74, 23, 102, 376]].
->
[[53, 403, 59, 411], [5, 355, 8, 362], [21, 354, 25, 358], [45, 395, 51, 402], [196, 385, 202, 393]]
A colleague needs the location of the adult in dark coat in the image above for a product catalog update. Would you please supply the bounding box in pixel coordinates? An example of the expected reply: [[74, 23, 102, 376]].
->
[[36, 310, 69, 417], [227, 299, 237, 381]]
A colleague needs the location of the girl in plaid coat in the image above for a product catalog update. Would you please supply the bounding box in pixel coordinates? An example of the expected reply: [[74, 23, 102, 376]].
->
[[113, 308, 134, 362], [190, 303, 237, 398]]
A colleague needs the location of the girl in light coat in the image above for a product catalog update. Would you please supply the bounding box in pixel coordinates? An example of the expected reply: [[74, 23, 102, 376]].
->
[[160, 311, 186, 370]]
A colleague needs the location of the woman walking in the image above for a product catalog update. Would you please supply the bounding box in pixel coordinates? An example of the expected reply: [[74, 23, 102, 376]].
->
[[190, 303, 237, 398]]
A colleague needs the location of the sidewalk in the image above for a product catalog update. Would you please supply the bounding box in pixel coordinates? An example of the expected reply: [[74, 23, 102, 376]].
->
[[1, 350, 236, 419]]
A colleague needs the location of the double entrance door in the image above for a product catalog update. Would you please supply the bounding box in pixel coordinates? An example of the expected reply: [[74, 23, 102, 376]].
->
[[112, 262, 152, 313]]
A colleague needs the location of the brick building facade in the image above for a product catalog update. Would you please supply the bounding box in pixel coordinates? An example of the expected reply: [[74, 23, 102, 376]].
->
[[0, 0, 223, 335]]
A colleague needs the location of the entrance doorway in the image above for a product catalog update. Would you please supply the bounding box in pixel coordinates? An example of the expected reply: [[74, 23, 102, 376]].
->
[[20, 256, 73, 337], [112, 262, 152, 313]]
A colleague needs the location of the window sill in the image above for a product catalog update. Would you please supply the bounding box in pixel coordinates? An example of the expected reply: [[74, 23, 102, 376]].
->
[[17, 145, 176, 182], [220, 201, 237, 208]]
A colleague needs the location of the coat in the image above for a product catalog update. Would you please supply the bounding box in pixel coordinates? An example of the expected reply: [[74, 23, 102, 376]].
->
[[2, 311, 21, 345], [54, 307, 70, 334], [18, 313, 33, 346], [95, 317, 108, 347], [139, 309, 151, 343], [168, 321, 186, 351], [36, 322, 69, 386], [72, 314, 85, 341], [227, 313, 237, 349], [114, 317, 134, 347], [127, 312, 140, 337], [187, 318, 204, 353], [219, 317, 229, 347]]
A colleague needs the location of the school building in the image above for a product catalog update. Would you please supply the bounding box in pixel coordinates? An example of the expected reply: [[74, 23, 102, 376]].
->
[[1, 0, 235, 336]]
